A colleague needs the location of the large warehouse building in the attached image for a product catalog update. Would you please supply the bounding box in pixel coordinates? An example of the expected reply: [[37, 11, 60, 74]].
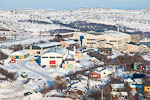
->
[[40, 47, 69, 68]]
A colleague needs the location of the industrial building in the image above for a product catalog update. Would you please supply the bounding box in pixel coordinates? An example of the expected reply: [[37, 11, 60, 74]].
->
[[24, 42, 61, 56], [82, 30, 131, 51], [40, 47, 69, 68]]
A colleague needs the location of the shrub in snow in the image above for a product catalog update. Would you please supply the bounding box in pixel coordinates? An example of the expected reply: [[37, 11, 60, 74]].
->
[[0, 68, 17, 81], [9, 44, 23, 52], [0, 51, 8, 61]]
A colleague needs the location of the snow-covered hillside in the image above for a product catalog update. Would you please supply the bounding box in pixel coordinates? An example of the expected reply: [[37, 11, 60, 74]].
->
[[0, 8, 150, 37]]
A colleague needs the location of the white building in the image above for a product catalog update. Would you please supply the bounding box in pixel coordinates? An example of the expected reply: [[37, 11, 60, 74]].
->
[[40, 47, 69, 68]]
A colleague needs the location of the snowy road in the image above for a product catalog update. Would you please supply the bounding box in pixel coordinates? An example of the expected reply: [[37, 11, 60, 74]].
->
[[0, 95, 24, 100], [16, 60, 53, 81]]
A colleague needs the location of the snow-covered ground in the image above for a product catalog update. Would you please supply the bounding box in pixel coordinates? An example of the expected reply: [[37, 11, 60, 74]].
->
[[1, 8, 150, 35]]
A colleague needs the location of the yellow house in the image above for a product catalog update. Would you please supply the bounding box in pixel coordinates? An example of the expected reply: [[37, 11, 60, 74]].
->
[[10, 50, 29, 59], [143, 81, 150, 98]]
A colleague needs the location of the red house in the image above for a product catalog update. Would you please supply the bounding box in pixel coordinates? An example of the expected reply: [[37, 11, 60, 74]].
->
[[89, 71, 101, 79]]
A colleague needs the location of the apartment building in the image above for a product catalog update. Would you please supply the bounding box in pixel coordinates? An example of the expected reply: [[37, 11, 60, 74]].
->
[[82, 31, 131, 51]]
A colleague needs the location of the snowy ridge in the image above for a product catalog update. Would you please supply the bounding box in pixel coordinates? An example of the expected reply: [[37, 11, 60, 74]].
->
[[0, 8, 150, 37]]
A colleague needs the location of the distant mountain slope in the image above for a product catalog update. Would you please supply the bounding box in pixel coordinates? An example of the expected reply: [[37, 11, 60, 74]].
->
[[0, 8, 150, 36]]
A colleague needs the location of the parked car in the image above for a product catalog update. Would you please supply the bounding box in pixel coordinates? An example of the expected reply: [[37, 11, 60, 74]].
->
[[24, 92, 32, 96]]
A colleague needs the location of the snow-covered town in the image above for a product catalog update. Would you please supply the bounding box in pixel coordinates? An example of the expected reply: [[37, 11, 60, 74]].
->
[[0, 3, 150, 100]]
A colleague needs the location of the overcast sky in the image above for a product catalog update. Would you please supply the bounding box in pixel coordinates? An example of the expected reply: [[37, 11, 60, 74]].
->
[[0, 0, 150, 10]]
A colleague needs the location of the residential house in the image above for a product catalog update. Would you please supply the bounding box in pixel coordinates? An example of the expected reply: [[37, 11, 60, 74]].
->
[[89, 71, 101, 80], [143, 81, 150, 98], [66, 80, 87, 98], [89, 68, 112, 80], [10, 50, 29, 60], [130, 78, 143, 94], [111, 83, 128, 100], [99, 68, 112, 78], [134, 62, 150, 72]]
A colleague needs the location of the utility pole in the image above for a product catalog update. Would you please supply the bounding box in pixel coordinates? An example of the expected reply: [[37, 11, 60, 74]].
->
[[101, 89, 103, 100]]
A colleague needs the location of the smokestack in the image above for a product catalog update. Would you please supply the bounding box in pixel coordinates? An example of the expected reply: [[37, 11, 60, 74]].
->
[[117, 27, 120, 32]]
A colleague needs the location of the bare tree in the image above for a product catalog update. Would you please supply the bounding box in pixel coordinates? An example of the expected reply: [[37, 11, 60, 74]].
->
[[53, 76, 67, 94]]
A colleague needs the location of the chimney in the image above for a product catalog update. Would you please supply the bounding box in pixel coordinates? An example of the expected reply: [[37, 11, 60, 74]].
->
[[117, 27, 120, 32]]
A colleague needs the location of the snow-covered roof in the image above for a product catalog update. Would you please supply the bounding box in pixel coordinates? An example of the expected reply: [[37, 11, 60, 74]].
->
[[69, 80, 87, 91], [44, 47, 68, 56], [111, 83, 125, 89], [63, 40, 76, 45], [111, 92, 120, 96], [121, 92, 128, 96], [104, 30, 130, 38], [130, 85, 136, 88], [132, 78, 143, 84], [93, 71, 101, 74], [36, 42, 61, 48], [72, 32, 84, 36], [11, 50, 29, 56], [59, 32, 74, 36], [66, 54, 74, 59], [124, 78, 133, 83]]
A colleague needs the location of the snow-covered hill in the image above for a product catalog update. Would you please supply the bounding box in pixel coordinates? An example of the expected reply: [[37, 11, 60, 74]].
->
[[0, 8, 150, 36]]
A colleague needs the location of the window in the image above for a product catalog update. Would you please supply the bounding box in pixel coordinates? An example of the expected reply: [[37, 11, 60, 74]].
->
[[42, 57, 48, 58], [49, 57, 55, 58], [37, 51, 40, 54], [87, 42, 96, 44], [109, 40, 117, 42], [90, 39, 96, 40], [56, 57, 62, 58]]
